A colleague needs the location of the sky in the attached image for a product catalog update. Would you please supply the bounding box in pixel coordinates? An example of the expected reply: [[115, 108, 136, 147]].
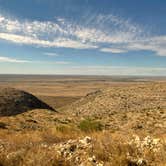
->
[[0, 0, 166, 75]]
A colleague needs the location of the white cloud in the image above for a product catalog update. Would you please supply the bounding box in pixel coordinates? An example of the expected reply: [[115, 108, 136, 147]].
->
[[53, 38, 97, 49], [0, 16, 5, 22], [0, 55, 71, 65], [0, 15, 66, 36], [0, 13, 141, 50], [124, 36, 166, 56], [73, 14, 141, 44], [0, 13, 166, 56], [0, 14, 97, 49], [0, 33, 96, 49], [0, 56, 29, 63], [44, 52, 59, 56], [100, 48, 127, 53]]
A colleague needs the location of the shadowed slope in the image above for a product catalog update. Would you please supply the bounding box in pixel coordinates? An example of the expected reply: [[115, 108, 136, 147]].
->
[[0, 88, 55, 116]]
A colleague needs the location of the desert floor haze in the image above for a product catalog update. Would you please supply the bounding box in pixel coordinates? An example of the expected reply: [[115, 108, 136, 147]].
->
[[0, 75, 166, 166]]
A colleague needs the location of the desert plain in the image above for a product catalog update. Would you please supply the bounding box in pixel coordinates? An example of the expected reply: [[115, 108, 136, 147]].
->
[[0, 75, 166, 166]]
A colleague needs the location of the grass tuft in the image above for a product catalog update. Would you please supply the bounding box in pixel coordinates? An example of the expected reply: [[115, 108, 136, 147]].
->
[[78, 118, 103, 132]]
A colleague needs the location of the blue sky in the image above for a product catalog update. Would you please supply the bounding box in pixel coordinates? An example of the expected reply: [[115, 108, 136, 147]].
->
[[0, 0, 166, 75]]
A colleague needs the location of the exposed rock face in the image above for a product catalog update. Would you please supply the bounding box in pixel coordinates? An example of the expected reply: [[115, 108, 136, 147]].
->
[[0, 88, 55, 116]]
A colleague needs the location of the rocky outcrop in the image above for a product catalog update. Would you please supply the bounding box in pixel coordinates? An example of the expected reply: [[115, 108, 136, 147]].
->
[[47, 136, 104, 166]]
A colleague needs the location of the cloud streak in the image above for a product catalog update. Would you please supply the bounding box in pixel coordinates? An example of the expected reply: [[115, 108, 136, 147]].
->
[[44, 52, 59, 56], [0, 56, 29, 63], [0, 56, 70, 64], [0, 13, 166, 56], [0, 33, 96, 49], [0, 13, 141, 49], [100, 48, 127, 53]]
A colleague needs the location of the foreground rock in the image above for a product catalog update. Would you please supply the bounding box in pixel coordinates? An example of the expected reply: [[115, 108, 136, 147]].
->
[[1, 135, 165, 166], [0, 88, 55, 116]]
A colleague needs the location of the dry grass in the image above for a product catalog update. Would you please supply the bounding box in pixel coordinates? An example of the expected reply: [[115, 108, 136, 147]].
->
[[0, 78, 166, 166], [0, 127, 166, 166], [0, 148, 71, 166], [91, 132, 166, 166], [0, 128, 78, 166]]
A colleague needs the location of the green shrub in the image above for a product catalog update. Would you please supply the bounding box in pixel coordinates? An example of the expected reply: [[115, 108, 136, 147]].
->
[[78, 118, 103, 132]]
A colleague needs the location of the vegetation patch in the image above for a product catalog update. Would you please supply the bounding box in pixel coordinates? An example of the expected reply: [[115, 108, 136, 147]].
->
[[78, 118, 103, 132]]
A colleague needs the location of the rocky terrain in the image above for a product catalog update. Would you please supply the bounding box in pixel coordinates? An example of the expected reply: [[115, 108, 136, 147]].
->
[[62, 82, 166, 135], [0, 82, 166, 165]]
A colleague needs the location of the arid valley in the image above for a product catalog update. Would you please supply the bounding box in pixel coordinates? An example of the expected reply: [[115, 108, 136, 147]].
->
[[0, 75, 166, 166]]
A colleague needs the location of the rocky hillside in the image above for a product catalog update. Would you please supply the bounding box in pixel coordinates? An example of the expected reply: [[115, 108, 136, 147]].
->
[[0, 88, 55, 116], [62, 83, 166, 134], [0, 83, 166, 166]]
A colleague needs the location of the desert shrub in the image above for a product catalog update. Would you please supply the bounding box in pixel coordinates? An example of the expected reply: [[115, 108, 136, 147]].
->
[[78, 118, 103, 132]]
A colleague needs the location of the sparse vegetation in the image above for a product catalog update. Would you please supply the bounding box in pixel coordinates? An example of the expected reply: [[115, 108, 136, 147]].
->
[[0, 131, 166, 166], [78, 118, 103, 132], [0, 78, 166, 166]]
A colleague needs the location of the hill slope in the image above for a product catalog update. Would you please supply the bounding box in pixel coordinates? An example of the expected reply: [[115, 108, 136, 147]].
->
[[62, 83, 166, 133], [0, 88, 55, 116]]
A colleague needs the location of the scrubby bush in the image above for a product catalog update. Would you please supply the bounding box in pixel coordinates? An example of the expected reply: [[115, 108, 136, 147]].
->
[[78, 118, 103, 132]]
